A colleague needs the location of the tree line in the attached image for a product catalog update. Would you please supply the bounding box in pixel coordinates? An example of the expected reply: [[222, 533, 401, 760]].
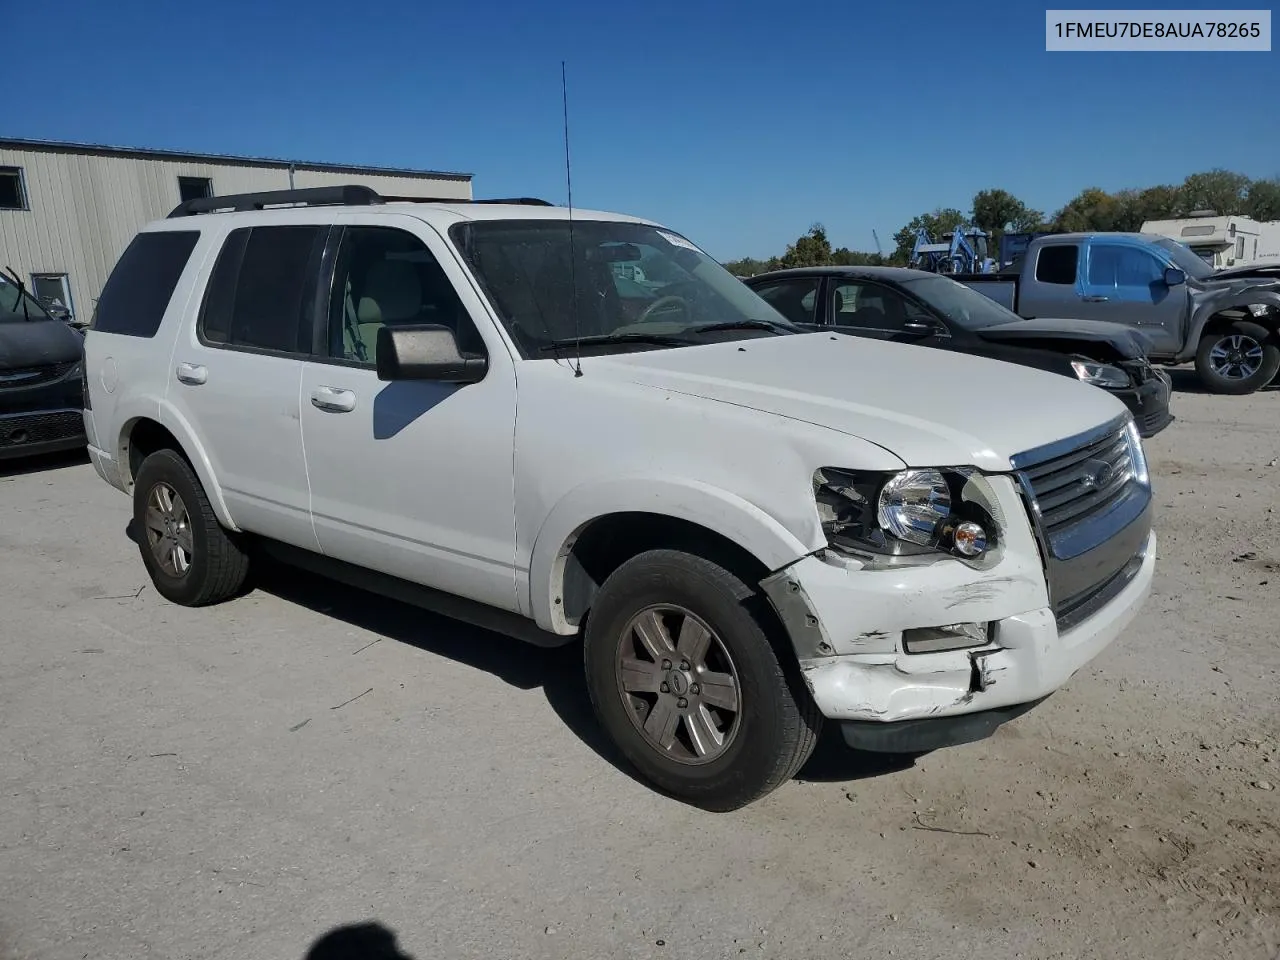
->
[[722, 168, 1280, 275]]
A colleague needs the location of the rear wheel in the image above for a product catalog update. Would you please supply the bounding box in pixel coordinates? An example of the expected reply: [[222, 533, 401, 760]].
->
[[583, 549, 821, 811], [1194, 320, 1280, 394], [133, 449, 250, 606]]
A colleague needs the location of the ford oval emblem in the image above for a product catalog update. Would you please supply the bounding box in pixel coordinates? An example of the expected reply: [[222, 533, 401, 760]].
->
[[1080, 458, 1113, 491]]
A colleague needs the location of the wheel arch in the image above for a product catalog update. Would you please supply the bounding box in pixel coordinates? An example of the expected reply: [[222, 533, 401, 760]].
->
[[119, 408, 236, 530], [1187, 290, 1280, 351], [527, 478, 816, 635]]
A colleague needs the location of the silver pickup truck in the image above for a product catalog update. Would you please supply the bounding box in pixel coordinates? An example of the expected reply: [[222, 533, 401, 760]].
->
[[959, 232, 1280, 395]]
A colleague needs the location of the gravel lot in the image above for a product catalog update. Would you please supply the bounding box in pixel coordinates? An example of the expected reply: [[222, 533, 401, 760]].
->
[[2, 371, 1277, 960]]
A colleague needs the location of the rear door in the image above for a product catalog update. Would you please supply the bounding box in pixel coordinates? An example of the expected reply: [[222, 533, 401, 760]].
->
[[1017, 243, 1083, 320], [163, 222, 328, 550]]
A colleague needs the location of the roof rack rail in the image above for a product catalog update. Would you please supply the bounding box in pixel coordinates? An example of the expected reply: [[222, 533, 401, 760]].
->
[[379, 195, 554, 206], [167, 185, 556, 219], [167, 185, 382, 218]]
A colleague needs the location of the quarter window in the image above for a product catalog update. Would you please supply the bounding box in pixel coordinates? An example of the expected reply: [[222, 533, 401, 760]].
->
[[92, 231, 200, 337], [1035, 245, 1079, 285]]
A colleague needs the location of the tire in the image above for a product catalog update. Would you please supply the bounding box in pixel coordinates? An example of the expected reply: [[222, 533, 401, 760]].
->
[[583, 549, 821, 811], [1194, 320, 1280, 395], [133, 449, 250, 606]]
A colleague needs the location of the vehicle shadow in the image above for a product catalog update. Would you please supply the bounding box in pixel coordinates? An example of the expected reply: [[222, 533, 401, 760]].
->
[[1162, 365, 1280, 395], [303, 921, 416, 959], [250, 555, 919, 793], [0, 447, 90, 478]]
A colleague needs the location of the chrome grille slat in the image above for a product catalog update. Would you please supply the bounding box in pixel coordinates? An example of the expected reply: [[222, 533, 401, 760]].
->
[[1038, 456, 1133, 527], [1027, 437, 1129, 497], [1020, 422, 1133, 535], [0, 361, 76, 389]]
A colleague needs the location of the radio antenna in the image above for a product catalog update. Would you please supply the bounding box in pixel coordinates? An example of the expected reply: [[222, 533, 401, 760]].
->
[[561, 60, 583, 377]]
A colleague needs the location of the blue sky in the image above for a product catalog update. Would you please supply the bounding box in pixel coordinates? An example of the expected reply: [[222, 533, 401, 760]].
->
[[4, 0, 1277, 260]]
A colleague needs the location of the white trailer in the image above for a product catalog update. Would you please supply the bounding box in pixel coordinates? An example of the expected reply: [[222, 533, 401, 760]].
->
[[1140, 212, 1280, 269]]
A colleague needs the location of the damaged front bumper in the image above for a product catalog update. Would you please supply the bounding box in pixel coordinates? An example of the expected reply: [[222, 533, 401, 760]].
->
[[760, 474, 1156, 752]]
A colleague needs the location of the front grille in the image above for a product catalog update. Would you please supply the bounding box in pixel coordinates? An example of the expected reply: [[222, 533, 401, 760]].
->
[[1012, 416, 1152, 630], [0, 361, 77, 390], [1018, 421, 1134, 536], [0, 410, 85, 449]]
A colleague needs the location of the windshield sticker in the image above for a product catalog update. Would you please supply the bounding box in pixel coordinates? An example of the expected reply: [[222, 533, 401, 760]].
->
[[657, 230, 702, 253]]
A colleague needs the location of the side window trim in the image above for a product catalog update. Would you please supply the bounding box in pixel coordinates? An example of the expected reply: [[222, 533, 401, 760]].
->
[[194, 223, 330, 360]]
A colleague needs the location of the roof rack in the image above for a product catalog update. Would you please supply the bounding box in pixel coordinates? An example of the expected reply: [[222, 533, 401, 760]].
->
[[167, 185, 553, 218]]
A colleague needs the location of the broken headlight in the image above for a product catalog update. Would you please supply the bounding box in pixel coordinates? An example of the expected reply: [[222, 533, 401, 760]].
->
[[813, 467, 998, 562]]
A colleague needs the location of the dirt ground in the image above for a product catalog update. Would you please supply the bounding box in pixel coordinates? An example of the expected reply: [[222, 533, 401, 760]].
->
[[1, 369, 1277, 960]]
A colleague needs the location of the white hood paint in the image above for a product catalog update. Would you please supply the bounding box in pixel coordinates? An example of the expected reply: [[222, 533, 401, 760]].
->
[[591, 332, 1128, 472]]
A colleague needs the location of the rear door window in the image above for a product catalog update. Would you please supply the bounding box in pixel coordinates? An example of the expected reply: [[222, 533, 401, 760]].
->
[[199, 225, 327, 355], [92, 231, 200, 337], [750, 277, 820, 325]]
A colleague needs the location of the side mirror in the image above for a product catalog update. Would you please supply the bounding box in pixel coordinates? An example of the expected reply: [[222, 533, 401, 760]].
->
[[376, 325, 487, 384], [1163, 267, 1186, 286], [901, 318, 939, 337]]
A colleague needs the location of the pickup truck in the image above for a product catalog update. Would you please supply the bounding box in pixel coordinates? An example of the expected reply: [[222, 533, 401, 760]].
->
[[958, 232, 1280, 394]]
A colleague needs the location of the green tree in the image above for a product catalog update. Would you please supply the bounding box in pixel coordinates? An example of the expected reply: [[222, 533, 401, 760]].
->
[[1245, 177, 1280, 221], [1052, 187, 1121, 232], [1134, 184, 1182, 222], [1179, 169, 1251, 216], [972, 189, 1029, 233], [779, 223, 834, 268]]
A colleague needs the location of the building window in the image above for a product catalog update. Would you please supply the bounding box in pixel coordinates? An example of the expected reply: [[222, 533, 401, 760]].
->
[[178, 176, 213, 202], [0, 167, 28, 210]]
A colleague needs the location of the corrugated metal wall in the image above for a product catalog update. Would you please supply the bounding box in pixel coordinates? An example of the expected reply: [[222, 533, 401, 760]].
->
[[0, 147, 472, 320]]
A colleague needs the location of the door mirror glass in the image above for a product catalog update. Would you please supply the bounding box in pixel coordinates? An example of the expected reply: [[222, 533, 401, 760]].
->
[[1163, 267, 1186, 287], [376, 325, 487, 383]]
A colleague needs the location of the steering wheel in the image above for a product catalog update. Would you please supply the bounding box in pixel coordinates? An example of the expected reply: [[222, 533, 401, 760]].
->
[[636, 295, 690, 324]]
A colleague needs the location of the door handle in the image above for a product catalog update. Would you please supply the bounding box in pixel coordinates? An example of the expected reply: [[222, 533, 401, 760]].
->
[[310, 386, 356, 413], [175, 362, 208, 385], [1082, 295, 1110, 302]]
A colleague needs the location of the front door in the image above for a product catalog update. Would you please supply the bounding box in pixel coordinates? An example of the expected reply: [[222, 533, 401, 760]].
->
[[165, 222, 328, 550], [1079, 242, 1186, 355], [298, 215, 519, 612]]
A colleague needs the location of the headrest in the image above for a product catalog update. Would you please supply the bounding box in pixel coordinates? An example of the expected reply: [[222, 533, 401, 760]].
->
[[357, 259, 422, 324]]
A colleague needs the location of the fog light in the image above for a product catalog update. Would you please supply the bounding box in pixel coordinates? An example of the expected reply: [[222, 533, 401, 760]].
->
[[952, 521, 988, 557], [903, 622, 990, 654]]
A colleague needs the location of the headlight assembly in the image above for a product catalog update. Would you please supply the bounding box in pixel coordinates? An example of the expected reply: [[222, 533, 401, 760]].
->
[[1071, 358, 1130, 389], [813, 467, 999, 562]]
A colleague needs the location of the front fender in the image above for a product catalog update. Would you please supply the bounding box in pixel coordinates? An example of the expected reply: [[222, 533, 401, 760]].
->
[[1182, 289, 1280, 361], [526, 477, 818, 634]]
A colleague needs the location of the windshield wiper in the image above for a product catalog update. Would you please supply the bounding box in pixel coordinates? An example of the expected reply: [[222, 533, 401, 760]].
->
[[2, 266, 31, 322], [537, 332, 696, 352], [688, 319, 794, 335]]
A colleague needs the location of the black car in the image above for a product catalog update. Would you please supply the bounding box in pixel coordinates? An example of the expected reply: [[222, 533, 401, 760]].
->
[[743, 266, 1172, 437], [0, 273, 87, 461]]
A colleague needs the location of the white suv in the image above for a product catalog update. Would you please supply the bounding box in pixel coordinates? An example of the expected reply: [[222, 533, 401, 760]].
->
[[82, 185, 1156, 811]]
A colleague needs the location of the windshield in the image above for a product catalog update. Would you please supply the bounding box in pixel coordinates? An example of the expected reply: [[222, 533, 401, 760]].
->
[[0, 277, 52, 323], [449, 219, 800, 355], [899, 274, 1023, 329], [1149, 237, 1214, 280]]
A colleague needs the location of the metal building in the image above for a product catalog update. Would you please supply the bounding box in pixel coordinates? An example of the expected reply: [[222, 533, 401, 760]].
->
[[0, 138, 473, 324]]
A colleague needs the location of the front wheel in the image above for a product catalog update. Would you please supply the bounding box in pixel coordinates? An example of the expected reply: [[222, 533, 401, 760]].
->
[[1194, 320, 1280, 395], [583, 549, 821, 811]]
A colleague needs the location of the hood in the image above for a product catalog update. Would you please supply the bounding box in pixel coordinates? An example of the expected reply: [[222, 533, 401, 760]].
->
[[973, 316, 1152, 359], [0, 318, 84, 369], [1191, 270, 1280, 299], [1205, 262, 1280, 282], [590, 332, 1127, 472]]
